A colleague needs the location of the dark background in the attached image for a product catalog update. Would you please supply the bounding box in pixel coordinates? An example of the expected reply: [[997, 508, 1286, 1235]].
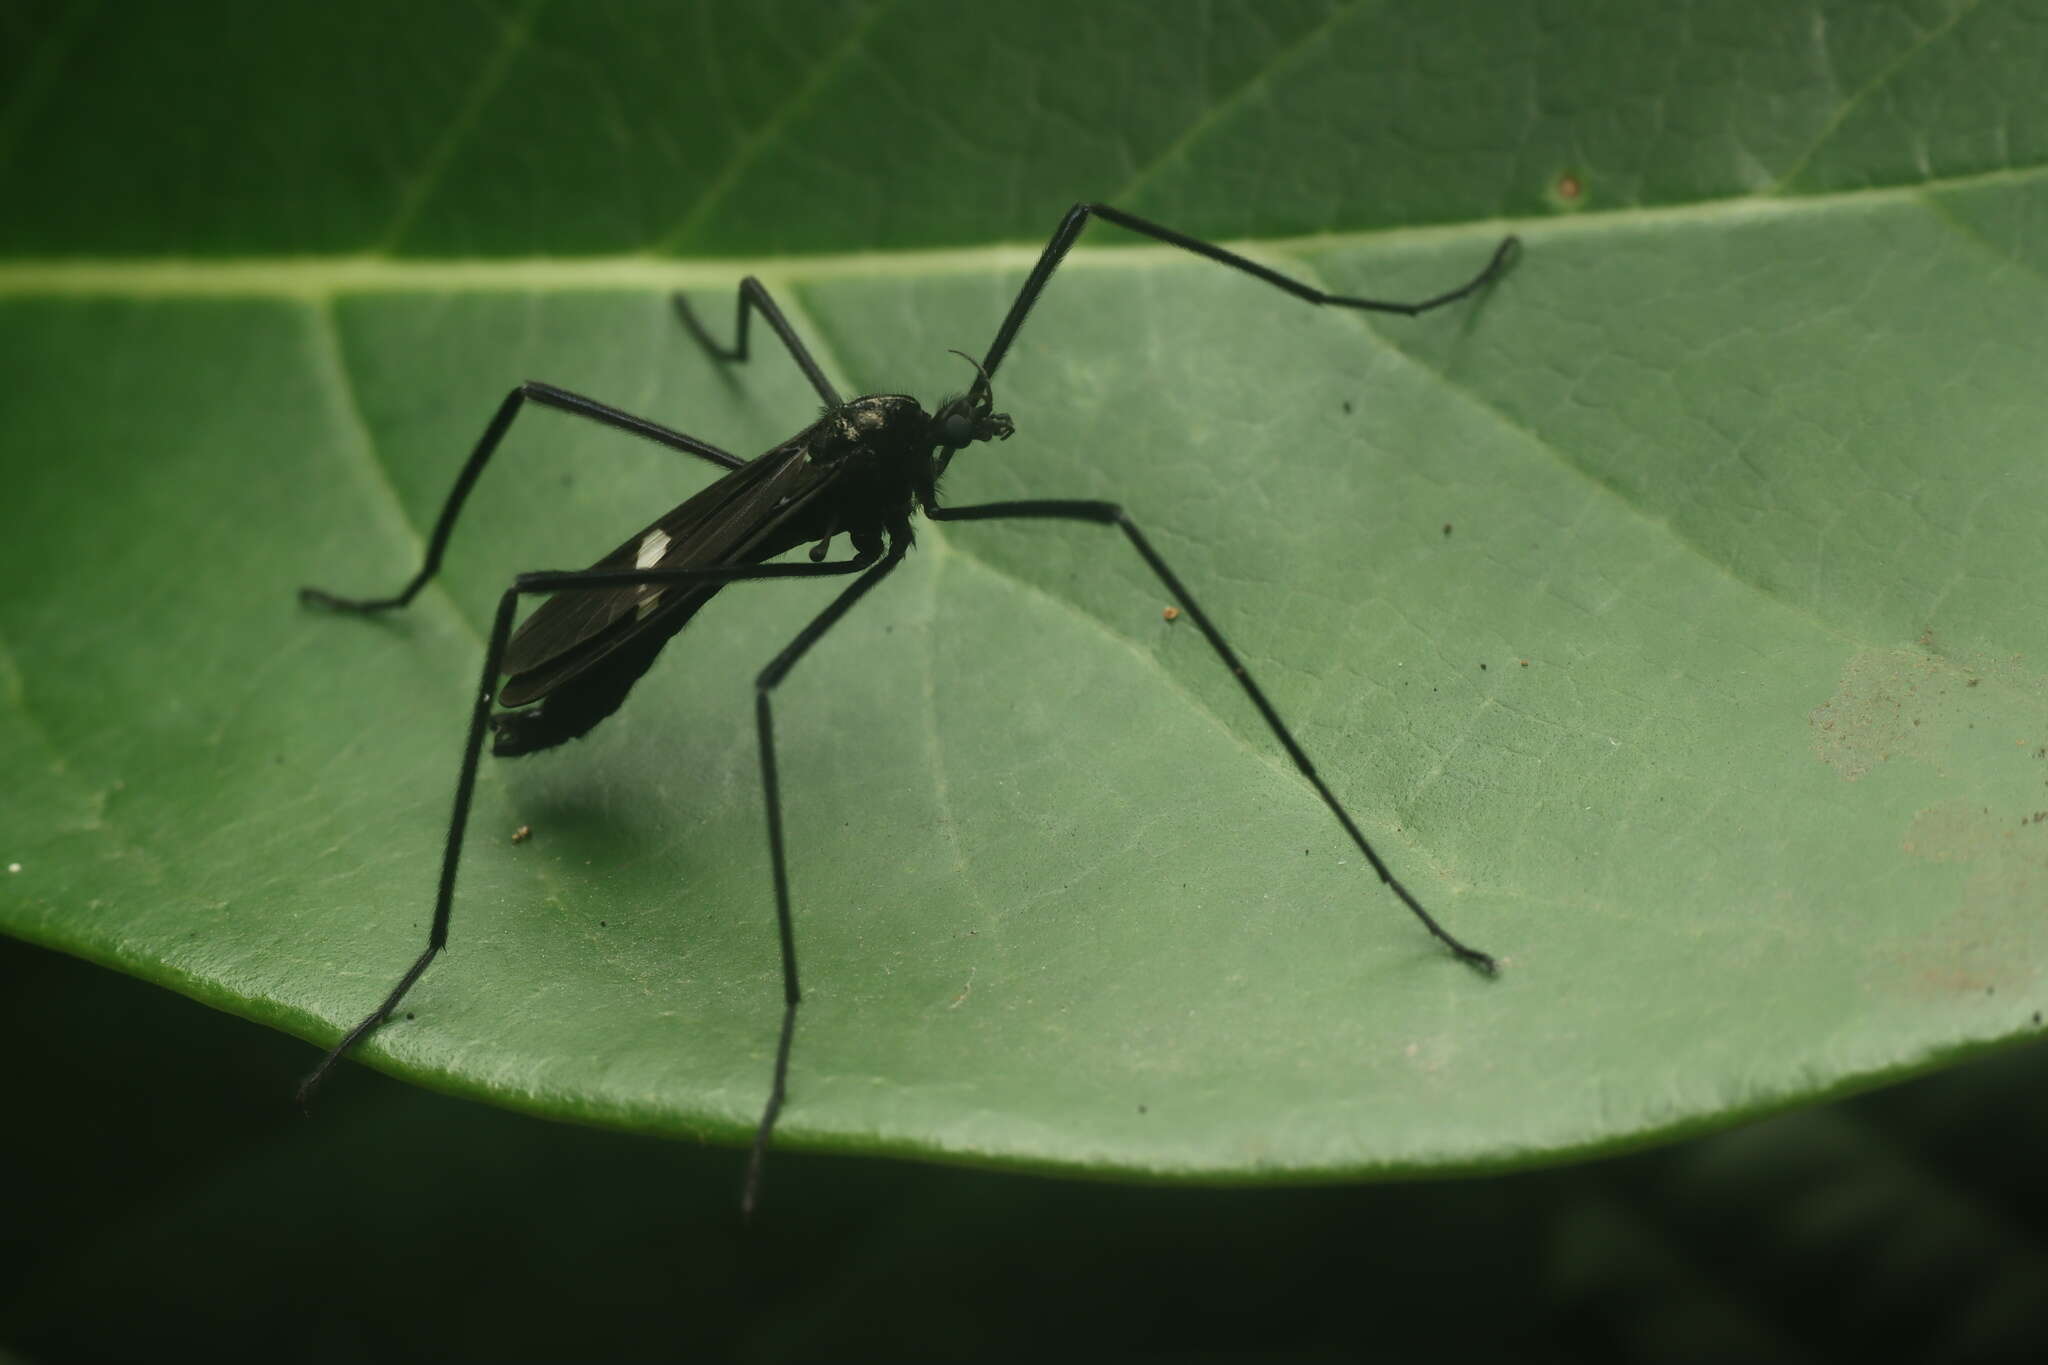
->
[[8, 932, 2048, 1361]]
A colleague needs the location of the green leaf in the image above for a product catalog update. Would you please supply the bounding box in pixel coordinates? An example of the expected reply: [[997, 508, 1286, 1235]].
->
[[3, 0, 2046, 1181]]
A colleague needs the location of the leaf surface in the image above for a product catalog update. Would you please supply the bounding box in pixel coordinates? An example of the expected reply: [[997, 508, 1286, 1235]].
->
[[3, 0, 2045, 1178]]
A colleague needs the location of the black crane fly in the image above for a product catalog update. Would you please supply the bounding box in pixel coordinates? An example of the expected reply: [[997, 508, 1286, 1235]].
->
[[490, 385, 1011, 757], [296, 202, 1517, 1215]]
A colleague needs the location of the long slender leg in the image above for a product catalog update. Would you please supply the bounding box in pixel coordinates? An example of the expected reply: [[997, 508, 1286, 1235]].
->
[[295, 550, 882, 1107], [979, 203, 1519, 381], [930, 498, 1496, 976], [673, 277, 843, 408], [742, 535, 910, 1218], [302, 382, 748, 614]]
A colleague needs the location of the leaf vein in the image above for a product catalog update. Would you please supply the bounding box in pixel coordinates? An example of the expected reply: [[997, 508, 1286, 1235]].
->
[[1767, 0, 1988, 194], [651, 0, 901, 253], [1111, 0, 1375, 207], [378, 0, 551, 252]]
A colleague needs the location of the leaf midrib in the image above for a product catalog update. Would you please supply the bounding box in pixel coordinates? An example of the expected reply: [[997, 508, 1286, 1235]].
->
[[3, 162, 2044, 299]]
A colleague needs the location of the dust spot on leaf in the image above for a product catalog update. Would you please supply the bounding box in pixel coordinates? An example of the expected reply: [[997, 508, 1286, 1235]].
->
[[1808, 647, 2040, 781], [1901, 798, 2006, 864], [1887, 796, 2048, 999]]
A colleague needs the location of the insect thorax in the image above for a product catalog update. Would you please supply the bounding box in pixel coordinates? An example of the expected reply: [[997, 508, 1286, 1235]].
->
[[809, 394, 931, 468]]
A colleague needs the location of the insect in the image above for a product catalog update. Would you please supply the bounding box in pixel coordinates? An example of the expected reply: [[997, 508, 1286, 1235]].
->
[[296, 202, 1517, 1212]]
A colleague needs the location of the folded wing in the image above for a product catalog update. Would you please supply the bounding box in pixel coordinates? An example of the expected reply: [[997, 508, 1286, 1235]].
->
[[496, 432, 844, 708]]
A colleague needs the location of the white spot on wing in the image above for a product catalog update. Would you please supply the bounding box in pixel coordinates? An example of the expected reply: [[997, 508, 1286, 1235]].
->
[[635, 529, 671, 569], [635, 529, 671, 618]]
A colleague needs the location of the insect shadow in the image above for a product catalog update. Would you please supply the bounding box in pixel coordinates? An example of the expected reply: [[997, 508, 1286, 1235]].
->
[[297, 202, 1517, 1214]]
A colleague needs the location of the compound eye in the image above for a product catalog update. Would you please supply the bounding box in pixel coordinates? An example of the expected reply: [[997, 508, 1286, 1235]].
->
[[939, 412, 975, 447]]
